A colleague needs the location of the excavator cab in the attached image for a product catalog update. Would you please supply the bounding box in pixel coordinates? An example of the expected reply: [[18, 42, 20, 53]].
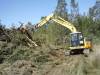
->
[[68, 32, 85, 55], [70, 32, 84, 47], [69, 32, 92, 55]]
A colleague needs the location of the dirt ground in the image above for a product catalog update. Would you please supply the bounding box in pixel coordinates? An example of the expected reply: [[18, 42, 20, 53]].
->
[[0, 44, 100, 75]]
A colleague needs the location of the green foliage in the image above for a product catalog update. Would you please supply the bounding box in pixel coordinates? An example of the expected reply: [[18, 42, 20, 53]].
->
[[33, 54, 49, 65], [72, 16, 100, 38], [45, 22, 68, 45]]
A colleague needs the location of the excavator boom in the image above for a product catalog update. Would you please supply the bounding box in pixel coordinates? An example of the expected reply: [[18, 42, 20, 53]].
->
[[35, 13, 77, 33], [52, 17, 77, 32]]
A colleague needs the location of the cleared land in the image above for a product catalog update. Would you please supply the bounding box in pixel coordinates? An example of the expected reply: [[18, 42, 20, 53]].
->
[[0, 43, 100, 75]]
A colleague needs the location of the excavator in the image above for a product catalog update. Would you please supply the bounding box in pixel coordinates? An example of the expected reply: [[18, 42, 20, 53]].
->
[[20, 13, 92, 55]]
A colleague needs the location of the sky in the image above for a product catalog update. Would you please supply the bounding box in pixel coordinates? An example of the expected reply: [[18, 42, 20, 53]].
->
[[0, 0, 96, 28]]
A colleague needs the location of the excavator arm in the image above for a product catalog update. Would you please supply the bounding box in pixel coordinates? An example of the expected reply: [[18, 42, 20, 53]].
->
[[35, 14, 54, 28], [35, 13, 77, 33]]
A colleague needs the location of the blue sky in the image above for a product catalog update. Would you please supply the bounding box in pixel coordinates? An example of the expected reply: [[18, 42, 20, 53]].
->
[[0, 0, 96, 28]]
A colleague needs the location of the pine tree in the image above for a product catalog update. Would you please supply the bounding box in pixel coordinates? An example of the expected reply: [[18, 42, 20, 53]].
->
[[70, 0, 79, 21], [55, 0, 68, 19]]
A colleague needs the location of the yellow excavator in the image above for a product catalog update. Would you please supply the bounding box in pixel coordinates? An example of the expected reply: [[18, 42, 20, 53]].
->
[[20, 13, 93, 55]]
